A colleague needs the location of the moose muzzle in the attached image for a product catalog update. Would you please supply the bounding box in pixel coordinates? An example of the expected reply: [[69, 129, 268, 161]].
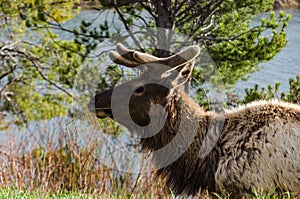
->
[[88, 89, 113, 118]]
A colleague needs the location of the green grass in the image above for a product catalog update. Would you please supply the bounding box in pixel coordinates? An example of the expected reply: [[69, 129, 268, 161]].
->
[[213, 189, 296, 199], [0, 189, 91, 199], [0, 188, 297, 199], [0, 188, 164, 199]]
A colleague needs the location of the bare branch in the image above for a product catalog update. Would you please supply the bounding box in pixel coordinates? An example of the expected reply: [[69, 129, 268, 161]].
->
[[140, 2, 157, 20], [0, 41, 21, 81], [28, 55, 73, 98], [44, 11, 108, 41], [174, 0, 188, 17], [113, 2, 145, 52], [195, 25, 265, 43], [0, 64, 17, 81], [176, 0, 224, 51], [200, 16, 215, 33], [1, 46, 73, 98], [132, 12, 150, 27]]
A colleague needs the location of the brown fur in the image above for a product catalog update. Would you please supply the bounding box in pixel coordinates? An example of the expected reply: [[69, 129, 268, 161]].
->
[[89, 44, 300, 197]]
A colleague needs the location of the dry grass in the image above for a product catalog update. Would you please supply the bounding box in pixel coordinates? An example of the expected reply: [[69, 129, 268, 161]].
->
[[0, 116, 175, 198]]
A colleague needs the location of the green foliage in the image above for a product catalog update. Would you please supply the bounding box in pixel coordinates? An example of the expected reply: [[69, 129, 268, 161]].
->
[[242, 83, 281, 103], [9, 84, 71, 123], [281, 76, 300, 103], [241, 75, 300, 104], [208, 9, 289, 87], [0, 0, 83, 127], [1, 38, 84, 126], [0, 187, 296, 199], [251, 189, 294, 199], [74, 20, 110, 57], [213, 189, 294, 199], [0, 188, 93, 198], [21, 0, 80, 25]]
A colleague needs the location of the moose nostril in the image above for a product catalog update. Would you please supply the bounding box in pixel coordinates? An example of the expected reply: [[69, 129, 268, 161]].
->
[[104, 109, 112, 116]]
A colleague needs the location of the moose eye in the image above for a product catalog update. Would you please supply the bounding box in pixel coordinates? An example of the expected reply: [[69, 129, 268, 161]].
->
[[134, 86, 145, 95]]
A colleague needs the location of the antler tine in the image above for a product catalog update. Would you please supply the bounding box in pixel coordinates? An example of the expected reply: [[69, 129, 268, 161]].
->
[[133, 45, 201, 68], [133, 52, 160, 63], [108, 51, 140, 68], [116, 43, 159, 64], [109, 43, 200, 69], [109, 43, 160, 68], [164, 45, 200, 68], [115, 43, 137, 61]]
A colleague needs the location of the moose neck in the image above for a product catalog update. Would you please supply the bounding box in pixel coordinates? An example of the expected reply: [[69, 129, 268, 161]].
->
[[140, 88, 223, 195]]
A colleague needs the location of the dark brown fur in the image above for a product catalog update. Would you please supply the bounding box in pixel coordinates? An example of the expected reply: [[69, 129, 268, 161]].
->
[[89, 44, 300, 197]]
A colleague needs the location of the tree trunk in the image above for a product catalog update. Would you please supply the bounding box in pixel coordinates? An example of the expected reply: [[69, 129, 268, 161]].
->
[[154, 0, 174, 57]]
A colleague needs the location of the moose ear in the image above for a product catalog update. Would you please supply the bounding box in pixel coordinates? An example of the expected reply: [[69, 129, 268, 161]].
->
[[161, 60, 195, 87]]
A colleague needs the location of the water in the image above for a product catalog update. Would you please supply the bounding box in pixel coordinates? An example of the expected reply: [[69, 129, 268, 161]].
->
[[235, 9, 300, 94]]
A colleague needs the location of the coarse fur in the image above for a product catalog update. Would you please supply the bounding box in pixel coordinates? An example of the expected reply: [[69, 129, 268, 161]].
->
[[89, 44, 300, 197]]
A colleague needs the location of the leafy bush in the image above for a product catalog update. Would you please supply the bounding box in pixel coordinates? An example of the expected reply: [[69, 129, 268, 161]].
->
[[241, 75, 300, 104]]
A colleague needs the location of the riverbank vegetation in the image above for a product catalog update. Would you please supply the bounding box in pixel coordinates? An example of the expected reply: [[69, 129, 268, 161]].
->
[[0, 0, 299, 198]]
